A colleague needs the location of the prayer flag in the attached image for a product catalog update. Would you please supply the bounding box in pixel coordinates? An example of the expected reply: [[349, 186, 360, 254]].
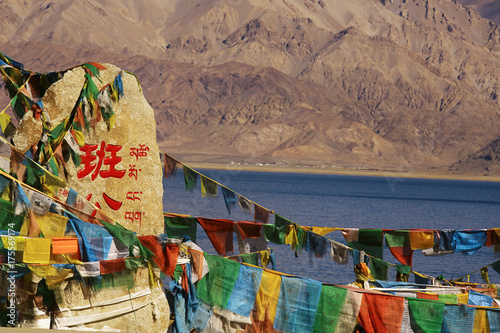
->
[[163, 154, 179, 179], [330, 240, 349, 265], [409, 230, 435, 250], [183, 166, 198, 192], [274, 276, 322, 333], [221, 187, 237, 214], [200, 175, 217, 198], [441, 304, 475, 333], [100, 258, 126, 275], [197, 218, 234, 255], [370, 257, 389, 280], [24, 238, 51, 264], [358, 292, 405, 333], [452, 230, 487, 255], [164, 215, 197, 242], [385, 230, 413, 267], [197, 254, 240, 309], [313, 285, 347, 333], [226, 264, 263, 317], [407, 298, 444, 333], [238, 195, 252, 214], [255, 270, 281, 322], [52, 238, 79, 255], [254, 204, 271, 223]]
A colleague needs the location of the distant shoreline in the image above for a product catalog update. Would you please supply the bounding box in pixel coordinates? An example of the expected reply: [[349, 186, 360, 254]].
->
[[186, 162, 500, 182]]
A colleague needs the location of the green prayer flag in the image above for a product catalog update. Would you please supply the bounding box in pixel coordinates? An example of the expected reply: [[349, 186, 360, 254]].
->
[[263, 223, 286, 244], [438, 294, 458, 304], [395, 264, 411, 275], [125, 257, 146, 270], [370, 257, 389, 280], [359, 229, 384, 247], [0, 198, 24, 231], [197, 254, 240, 308], [164, 215, 197, 242], [25, 159, 44, 192], [385, 230, 409, 247], [275, 214, 293, 227], [313, 285, 348, 333], [240, 253, 259, 266], [490, 260, 500, 275], [183, 166, 198, 192], [200, 175, 217, 198], [47, 157, 59, 177], [408, 298, 444, 333], [101, 221, 153, 259]]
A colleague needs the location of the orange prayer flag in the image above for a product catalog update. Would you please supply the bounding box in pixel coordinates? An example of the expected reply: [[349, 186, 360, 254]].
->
[[417, 292, 439, 301], [409, 231, 435, 250], [189, 248, 204, 279], [357, 293, 405, 333], [52, 238, 79, 255]]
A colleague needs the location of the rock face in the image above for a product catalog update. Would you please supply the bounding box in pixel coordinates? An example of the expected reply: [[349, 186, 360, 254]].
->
[[41, 64, 164, 235], [1, 0, 500, 174]]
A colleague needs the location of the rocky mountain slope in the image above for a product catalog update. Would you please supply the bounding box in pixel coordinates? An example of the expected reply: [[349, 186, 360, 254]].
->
[[1, 0, 500, 174]]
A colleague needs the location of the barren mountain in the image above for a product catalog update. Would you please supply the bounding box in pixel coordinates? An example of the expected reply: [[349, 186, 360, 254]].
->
[[1, 0, 500, 174]]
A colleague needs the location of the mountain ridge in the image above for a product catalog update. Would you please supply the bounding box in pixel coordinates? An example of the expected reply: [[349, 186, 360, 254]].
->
[[1, 0, 500, 174]]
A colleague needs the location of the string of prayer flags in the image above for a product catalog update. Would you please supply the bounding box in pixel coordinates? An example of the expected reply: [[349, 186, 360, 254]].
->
[[221, 187, 237, 214], [197, 218, 234, 255], [312, 285, 348, 333], [197, 253, 240, 309], [226, 264, 263, 317], [164, 215, 198, 242], [238, 195, 252, 214], [274, 276, 322, 333], [254, 204, 271, 223], [163, 154, 179, 179], [200, 175, 218, 198], [385, 230, 413, 267], [183, 166, 198, 192], [451, 230, 487, 255]]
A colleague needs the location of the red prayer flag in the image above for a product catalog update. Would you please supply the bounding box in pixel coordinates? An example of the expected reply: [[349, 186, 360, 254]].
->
[[358, 293, 405, 333], [197, 218, 234, 255], [237, 221, 262, 240], [100, 258, 126, 275], [138, 235, 179, 276]]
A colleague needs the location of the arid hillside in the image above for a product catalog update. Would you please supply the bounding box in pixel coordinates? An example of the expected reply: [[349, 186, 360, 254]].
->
[[1, 0, 500, 174]]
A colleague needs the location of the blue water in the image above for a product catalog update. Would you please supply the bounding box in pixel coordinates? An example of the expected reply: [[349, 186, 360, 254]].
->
[[162, 169, 500, 285]]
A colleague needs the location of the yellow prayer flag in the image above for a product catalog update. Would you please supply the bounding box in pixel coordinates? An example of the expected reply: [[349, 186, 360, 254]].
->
[[409, 231, 435, 250], [472, 308, 490, 333], [37, 212, 68, 238], [457, 293, 469, 304], [285, 225, 298, 251], [28, 265, 73, 290], [71, 129, 85, 147], [260, 249, 271, 268], [0, 112, 11, 133], [23, 238, 51, 264], [311, 226, 341, 236], [255, 270, 281, 322]]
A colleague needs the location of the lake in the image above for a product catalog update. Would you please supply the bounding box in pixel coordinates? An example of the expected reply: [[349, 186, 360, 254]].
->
[[162, 168, 500, 285]]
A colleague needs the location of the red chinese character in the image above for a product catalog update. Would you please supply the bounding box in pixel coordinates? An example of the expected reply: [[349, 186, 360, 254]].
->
[[77, 144, 98, 179], [77, 141, 126, 180]]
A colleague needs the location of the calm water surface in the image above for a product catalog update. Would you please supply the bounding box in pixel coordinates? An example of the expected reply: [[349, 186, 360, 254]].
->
[[163, 169, 500, 285]]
